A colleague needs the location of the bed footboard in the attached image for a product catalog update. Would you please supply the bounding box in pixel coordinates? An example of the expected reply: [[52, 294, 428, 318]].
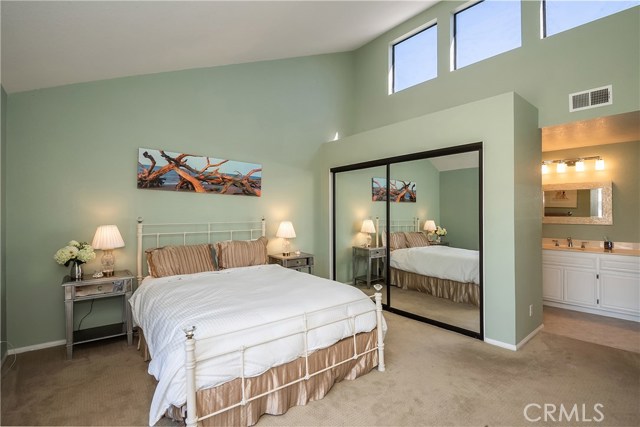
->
[[183, 291, 385, 427]]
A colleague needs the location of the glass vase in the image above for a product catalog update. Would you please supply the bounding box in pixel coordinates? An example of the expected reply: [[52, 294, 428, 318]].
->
[[70, 261, 83, 280]]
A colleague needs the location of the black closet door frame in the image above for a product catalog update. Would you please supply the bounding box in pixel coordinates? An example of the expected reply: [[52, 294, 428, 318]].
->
[[330, 142, 484, 340]]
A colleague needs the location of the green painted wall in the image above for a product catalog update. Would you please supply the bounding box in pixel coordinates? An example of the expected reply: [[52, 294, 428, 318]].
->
[[440, 168, 479, 250], [5, 53, 354, 348], [351, 2, 639, 134], [319, 92, 541, 346], [542, 141, 640, 242], [513, 95, 543, 343], [1, 86, 7, 359]]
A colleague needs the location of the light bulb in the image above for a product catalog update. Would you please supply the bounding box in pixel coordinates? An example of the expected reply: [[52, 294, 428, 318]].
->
[[575, 160, 585, 172], [541, 163, 549, 174], [556, 162, 567, 173], [595, 158, 605, 170]]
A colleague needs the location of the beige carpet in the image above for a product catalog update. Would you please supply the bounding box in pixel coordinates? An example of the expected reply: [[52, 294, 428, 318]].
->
[[2, 312, 639, 426], [379, 285, 479, 332]]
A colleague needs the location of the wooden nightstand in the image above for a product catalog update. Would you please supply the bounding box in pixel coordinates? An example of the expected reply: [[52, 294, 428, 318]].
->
[[62, 270, 134, 359], [352, 246, 386, 288], [268, 252, 314, 273]]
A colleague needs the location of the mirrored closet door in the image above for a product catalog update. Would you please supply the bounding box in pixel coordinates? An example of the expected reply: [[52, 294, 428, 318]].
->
[[332, 143, 484, 339]]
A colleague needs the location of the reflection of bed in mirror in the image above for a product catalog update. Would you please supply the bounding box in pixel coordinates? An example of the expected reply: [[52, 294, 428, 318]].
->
[[385, 228, 480, 307]]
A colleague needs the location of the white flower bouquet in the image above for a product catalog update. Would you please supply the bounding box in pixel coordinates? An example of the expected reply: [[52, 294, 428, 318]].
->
[[436, 226, 447, 237], [54, 240, 96, 266]]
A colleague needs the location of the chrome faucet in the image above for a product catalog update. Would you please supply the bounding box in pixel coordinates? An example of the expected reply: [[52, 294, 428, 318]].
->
[[567, 237, 573, 248]]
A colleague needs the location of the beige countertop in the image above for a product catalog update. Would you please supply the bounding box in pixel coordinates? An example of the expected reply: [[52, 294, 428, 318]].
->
[[542, 245, 640, 257]]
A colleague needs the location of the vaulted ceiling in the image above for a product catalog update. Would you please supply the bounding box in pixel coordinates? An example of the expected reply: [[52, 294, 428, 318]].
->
[[1, 1, 437, 93]]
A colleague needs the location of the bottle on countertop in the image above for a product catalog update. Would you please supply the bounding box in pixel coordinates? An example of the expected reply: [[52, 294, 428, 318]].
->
[[604, 236, 614, 251]]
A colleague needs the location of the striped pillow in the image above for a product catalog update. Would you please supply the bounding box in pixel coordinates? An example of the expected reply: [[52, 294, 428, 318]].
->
[[216, 236, 269, 269], [146, 244, 216, 278], [390, 232, 408, 250], [404, 232, 430, 248]]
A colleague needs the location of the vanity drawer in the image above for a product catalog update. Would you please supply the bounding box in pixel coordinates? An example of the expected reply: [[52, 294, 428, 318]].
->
[[543, 250, 597, 269]]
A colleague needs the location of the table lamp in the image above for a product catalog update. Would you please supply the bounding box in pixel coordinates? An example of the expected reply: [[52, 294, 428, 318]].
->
[[361, 219, 376, 247], [276, 221, 296, 256], [92, 225, 125, 277], [424, 220, 437, 242]]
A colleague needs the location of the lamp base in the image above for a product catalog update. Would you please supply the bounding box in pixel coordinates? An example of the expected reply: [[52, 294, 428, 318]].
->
[[101, 250, 116, 277]]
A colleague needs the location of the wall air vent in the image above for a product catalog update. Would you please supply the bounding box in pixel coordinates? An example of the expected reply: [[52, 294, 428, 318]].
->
[[569, 85, 612, 112]]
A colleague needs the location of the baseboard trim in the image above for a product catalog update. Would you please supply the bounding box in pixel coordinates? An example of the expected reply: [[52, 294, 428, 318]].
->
[[516, 323, 544, 350], [484, 337, 517, 351], [544, 301, 640, 322], [7, 339, 65, 355], [484, 323, 544, 351]]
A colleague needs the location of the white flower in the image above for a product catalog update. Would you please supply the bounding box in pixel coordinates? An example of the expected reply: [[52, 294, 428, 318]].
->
[[436, 226, 447, 236], [54, 240, 96, 266]]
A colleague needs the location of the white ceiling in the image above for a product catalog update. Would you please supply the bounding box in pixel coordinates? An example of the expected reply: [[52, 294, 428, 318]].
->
[[1, 0, 438, 94]]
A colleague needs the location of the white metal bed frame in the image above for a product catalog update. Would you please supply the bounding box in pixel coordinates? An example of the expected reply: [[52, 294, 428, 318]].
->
[[135, 218, 385, 427]]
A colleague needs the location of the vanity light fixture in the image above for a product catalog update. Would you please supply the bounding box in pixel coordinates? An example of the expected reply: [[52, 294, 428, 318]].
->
[[541, 156, 604, 173], [541, 162, 550, 174], [556, 161, 567, 173]]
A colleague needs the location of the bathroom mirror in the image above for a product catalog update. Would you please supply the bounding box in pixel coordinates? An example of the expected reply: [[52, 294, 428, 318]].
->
[[542, 181, 612, 225]]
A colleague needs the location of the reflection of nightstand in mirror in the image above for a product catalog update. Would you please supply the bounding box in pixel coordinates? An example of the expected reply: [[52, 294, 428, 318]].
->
[[428, 241, 450, 246], [352, 246, 386, 288]]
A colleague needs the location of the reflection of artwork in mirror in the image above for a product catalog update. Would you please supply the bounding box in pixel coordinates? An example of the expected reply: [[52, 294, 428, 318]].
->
[[372, 178, 416, 202], [545, 190, 577, 208], [543, 182, 612, 225]]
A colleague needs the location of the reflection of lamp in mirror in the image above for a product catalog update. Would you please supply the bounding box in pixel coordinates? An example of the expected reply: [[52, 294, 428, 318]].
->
[[424, 220, 437, 242], [92, 225, 125, 277], [276, 221, 296, 256], [361, 219, 376, 247]]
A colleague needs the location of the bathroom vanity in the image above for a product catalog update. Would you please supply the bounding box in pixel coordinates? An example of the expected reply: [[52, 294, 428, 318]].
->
[[542, 246, 640, 322]]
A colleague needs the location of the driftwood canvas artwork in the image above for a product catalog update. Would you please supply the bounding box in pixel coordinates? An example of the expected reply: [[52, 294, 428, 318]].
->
[[372, 178, 416, 203], [137, 148, 262, 197]]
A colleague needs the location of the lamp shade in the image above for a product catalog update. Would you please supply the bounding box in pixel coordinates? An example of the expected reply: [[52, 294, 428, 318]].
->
[[276, 221, 296, 239], [92, 225, 125, 250], [423, 220, 437, 232], [361, 219, 376, 234]]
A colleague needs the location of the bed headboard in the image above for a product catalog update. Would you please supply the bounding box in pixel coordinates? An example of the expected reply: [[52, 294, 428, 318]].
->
[[136, 217, 266, 282], [379, 217, 420, 233]]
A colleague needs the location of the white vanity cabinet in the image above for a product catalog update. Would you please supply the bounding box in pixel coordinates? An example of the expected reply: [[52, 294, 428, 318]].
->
[[599, 255, 640, 315], [542, 250, 640, 321]]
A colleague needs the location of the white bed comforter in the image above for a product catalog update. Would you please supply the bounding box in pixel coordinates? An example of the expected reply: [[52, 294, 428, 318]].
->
[[129, 264, 383, 425], [390, 245, 480, 284]]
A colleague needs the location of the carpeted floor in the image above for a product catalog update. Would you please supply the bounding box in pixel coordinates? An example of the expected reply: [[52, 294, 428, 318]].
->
[[2, 312, 639, 426], [379, 285, 480, 332]]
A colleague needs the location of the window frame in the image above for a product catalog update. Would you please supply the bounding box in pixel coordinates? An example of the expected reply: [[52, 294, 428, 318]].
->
[[451, 0, 522, 71], [388, 19, 438, 95], [541, 0, 639, 38]]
